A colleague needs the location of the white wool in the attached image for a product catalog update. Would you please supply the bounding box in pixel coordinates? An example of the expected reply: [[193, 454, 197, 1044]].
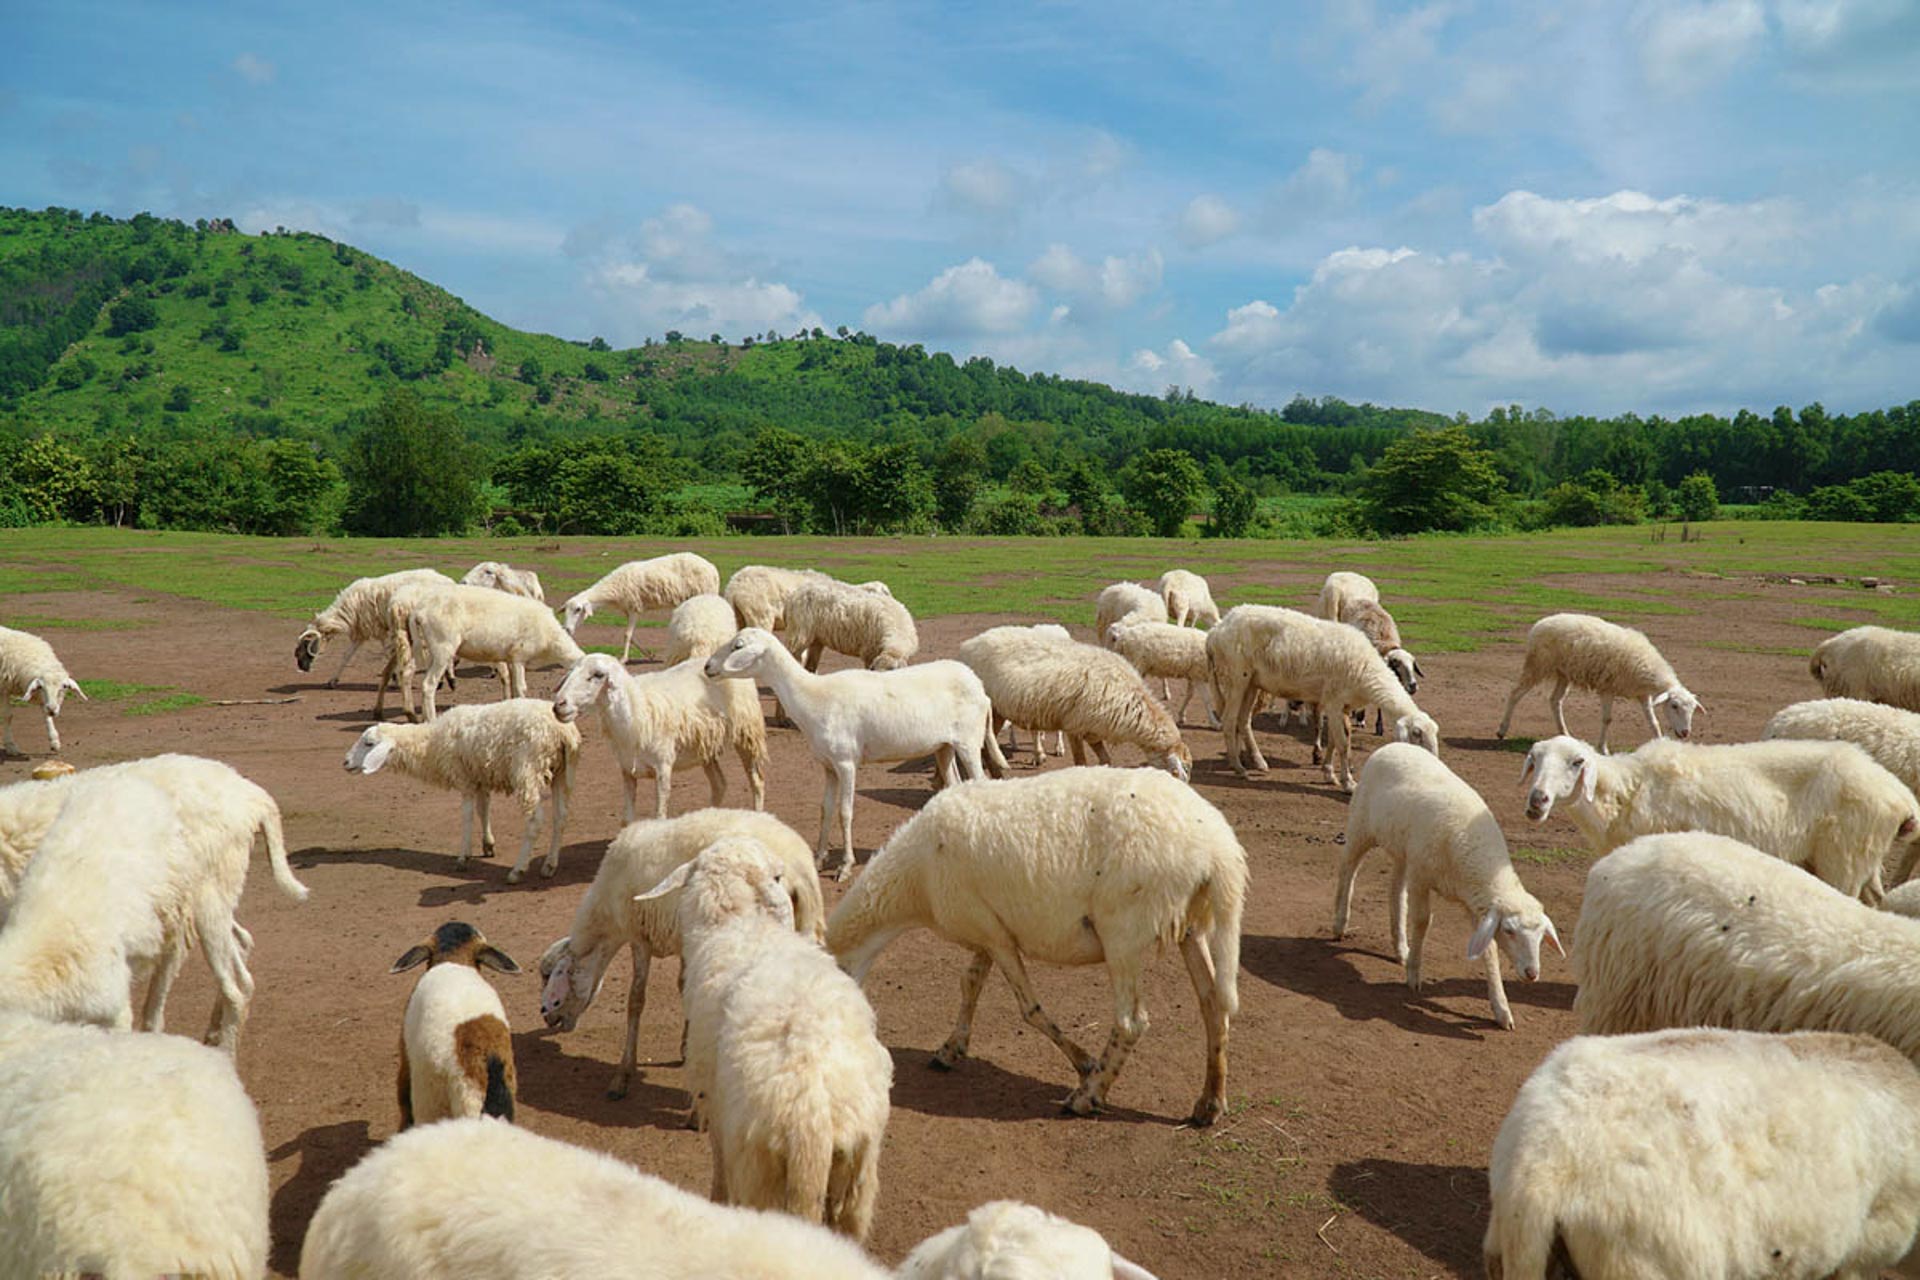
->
[[1496, 611, 1700, 751], [1334, 744, 1561, 1030], [552, 653, 765, 822], [1521, 733, 1920, 901], [899, 1200, 1163, 1280], [345, 699, 581, 883], [785, 579, 920, 670], [391, 583, 585, 721], [1314, 570, 1379, 623], [537, 808, 824, 1100], [298, 1117, 891, 1279], [1156, 569, 1219, 629], [401, 963, 513, 1127], [1105, 619, 1217, 728], [0, 1011, 268, 1280], [663, 593, 740, 664], [1206, 604, 1438, 791], [707, 629, 1005, 880], [461, 560, 545, 603], [1484, 1028, 1920, 1280], [562, 553, 721, 663], [1810, 627, 1920, 712], [1093, 582, 1167, 644], [959, 626, 1191, 780], [1883, 880, 1920, 919], [724, 565, 830, 631], [827, 767, 1246, 1126], [0, 624, 84, 754], [1766, 698, 1920, 864], [294, 567, 452, 701], [992, 624, 1071, 762]]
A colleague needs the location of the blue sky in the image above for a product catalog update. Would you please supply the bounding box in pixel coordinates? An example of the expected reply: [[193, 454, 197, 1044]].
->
[[4, 0, 1918, 416]]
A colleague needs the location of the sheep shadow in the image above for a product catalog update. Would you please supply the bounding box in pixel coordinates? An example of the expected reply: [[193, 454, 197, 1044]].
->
[[884, 1045, 1169, 1127], [290, 841, 606, 904], [1328, 1157, 1487, 1276], [1449, 735, 1533, 754], [1187, 758, 1339, 799], [861, 785, 942, 814], [511, 1027, 691, 1133], [268, 1118, 375, 1274], [1239, 934, 1488, 1041]]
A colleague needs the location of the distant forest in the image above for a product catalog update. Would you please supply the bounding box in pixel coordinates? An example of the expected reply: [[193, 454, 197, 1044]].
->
[[2, 205, 1915, 537]]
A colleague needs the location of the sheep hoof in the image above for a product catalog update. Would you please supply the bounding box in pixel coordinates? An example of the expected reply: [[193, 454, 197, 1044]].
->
[[540, 860, 558, 879], [930, 1046, 965, 1071], [505, 868, 524, 885], [835, 862, 855, 884], [607, 1080, 630, 1101], [1061, 1089, 1100, 1117], [1494, 1011, 1516, 1032], [1187, 1097, 1226, 1128], [479, 845, 497, 859]]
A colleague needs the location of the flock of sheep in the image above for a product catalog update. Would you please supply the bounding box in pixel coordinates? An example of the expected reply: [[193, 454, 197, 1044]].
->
[[4, 546, 1920, 1278]]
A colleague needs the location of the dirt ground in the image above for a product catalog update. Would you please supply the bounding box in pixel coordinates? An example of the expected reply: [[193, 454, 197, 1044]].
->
[[0, 566, 1859, 1278]]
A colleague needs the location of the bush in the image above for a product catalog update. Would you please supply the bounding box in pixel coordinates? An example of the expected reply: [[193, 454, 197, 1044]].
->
[[1805, 484, 1876, 522], [1207, 475, 1258, 538], [489, 515, 527, 538], [1676, 471, 1719, 522], [1849, 471, 1920, 522], [966, 492, 1053, 536], [1536, 470, 1644, 528], [104, 295, 158, 337], [340, 388, 485, 536], [1360, 427, 1505, 534], [1119, 448, 1205, 538]]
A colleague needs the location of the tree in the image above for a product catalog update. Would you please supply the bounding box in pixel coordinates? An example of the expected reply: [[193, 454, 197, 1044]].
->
[[1847, 471, 1920, 523], [340, 388, 483, 536], [164, 383, 193, 412], [1676, 471, 1719, 522], [1360, 427, 1506, 534], [1119, 448, 1206, 538], [739, 427, 819, 534], [105, 294, 158, 337], [6, 435, 92, 522], [1208, 474, 1257, 538], [852, 442, 934, 532], [934, 435, 986, 530]]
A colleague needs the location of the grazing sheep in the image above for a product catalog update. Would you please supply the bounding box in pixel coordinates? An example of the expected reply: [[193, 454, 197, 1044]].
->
[[1810, 625, 1920, 711], [1206, 604, 1439, 791], [663, 593, 740, 665], [552, 653, 766, 822], [391, 922, 519, 1129], [1315, 569, 1379, 622], [784, 578, 920, 671], [641, 836, 891, 1240], [0, 754, 308, 1051], [1520, 733, 1920, 901], [1496, 612, 1702, 752], [537, 808, 825, 1100], [0, 1011, 269, 1280], [1572, 832, 1920, 1062], [297, 1118, 893, 1280], [343, 699, 580, 884], [1766, 698, 1920, 836], [1338, 597, 1423, 732], [294, 567, 453, 699], [994, 623, 1071, 762], [0, 625, 84, 755], [461, 560, 545, 602], [723, 564, 828, 631], [1106, 619, 1218, 728], [706, 628, 1006, 880], [1156, 569, 1219, 629], [1484, 1028, 1920, 1280], [392, 582, 585, 722], [1093, 582, 1168, 645], [959, 626, 1192, 781], [1333, 743, 1562, 1030], [828, 767, 1246, 1126], [563, 552, 722, 662], [899, 1201, 1163, 1280]]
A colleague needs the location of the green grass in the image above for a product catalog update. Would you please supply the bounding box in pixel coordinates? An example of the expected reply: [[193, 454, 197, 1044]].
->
[[1511, 846, 1586, 866], [0, 613, 145, 631], [78, 679, 207, 716]]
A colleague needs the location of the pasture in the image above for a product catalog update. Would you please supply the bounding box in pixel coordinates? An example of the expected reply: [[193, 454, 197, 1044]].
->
[[2, 521, 1914, 1277]]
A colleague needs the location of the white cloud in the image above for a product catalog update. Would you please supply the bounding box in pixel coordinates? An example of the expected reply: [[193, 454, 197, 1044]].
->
[[1473, 189, 1800, 266], [938, 158, 1028, 223], [1266, 148, 1361, 228], [1125, 339, 1216, 397], [586, 261, 816, 338], [863, 258, 1040, 338], [1028, 244, 1163, 316], [1774, 0, 1920, 90], [1332, 1, 1459, 106], [1179, 194, 1241, 247], [1633, 0, 1768, 92], [231, 52, 275, 86]]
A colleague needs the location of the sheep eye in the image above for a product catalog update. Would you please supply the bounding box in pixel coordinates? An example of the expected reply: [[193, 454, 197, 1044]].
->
[[1571, 757, 1585, 768]]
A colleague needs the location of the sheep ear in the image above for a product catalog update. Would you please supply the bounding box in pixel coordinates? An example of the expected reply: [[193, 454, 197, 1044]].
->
[[1543, 916, 1566, 958], [359, 737, 395, 774], [1412, 659, 1426, 678], [1467, 909, 1500, 961], [1519, 751, 1537, 786], [22, 678, 44, 702], [1651, 690, 1671, 706], [62, 678, 85, 701], [390, 945, 432, 974], [635, 862, 695, 904], [1112, 1258, 1163, 1280], [476, 946, 520, 975], [1693, 698, 1708, 715], [1577, 758, 1597, 805]]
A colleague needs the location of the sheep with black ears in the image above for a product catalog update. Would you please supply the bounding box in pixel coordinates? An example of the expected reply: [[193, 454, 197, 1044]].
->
[[827, 767, 1246, 1126], [641, 835, 891, 1240], [1520, 733, 1920, 901], [1484, 1027, 1920, 1280], [0, 1011, 269, 1280], [0, 624, 84, 755], [1496, 611, 1702, 752], [562, 552, 722, 663], [1810, 625, 1920, 711], [1334, 743, 1562, 1030], [537, 808, 824, 1100], [391, 921, 519, 1129], [344, 699, 581, 883]]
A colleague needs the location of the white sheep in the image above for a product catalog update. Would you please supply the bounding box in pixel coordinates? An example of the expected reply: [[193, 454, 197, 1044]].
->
[[706, 628, 1006, 880], [1484, 1027, 1920, 1280], [0, 625, 85, 754], [1887, 879, 1920, 919], [1520, 733, 1920, 901], [1205, 604, 1439, 791], [390, 921, 520, 1129], [1572, 831, 1920, 1062], [562, 552, 722, 662], [784, 578, 920, 671], [1335, 597, 1423, 736], [344, 699, 581, 883], [1811, 625, 1920, 711], [1105, 619, 1218, 728], [0, 753, 308, 1051], [1093, 581, 1168, 644], [297, 1117, 893, 1280], [461, 560, 545, 602], [663, 592, 741, 665], [640, 836, 891, 1240], [1766, 698, 1920, 847], [723, 564, 827, 631], [552, 653, 766, 821], [827, 767, 1246, 1126], [899, 1200, 1163, 1280], [1496, 611, 1702, 752], [958, 625, 1192, 781], [537, 808, 825, 1100], [1333, 743, 1563, 1030], [0, 1011, 269, 1280], [1156, 569, 1219, 629], [996, 623, 1071, 762], [294, 567, 453, 698], [392, 582, 586, 721]]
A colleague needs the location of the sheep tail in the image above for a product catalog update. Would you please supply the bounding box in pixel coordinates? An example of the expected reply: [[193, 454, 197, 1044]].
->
[[784, 1098, 835, 1227], [1484, 1204, 1578, 1280], [482, 1055, 514, 1121], [259, 795, 310, 903], [1808, 647, 1825, 681]]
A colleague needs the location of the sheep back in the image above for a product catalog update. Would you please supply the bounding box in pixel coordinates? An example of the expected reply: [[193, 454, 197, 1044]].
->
[[785, 581, 919, 668], [1811, 627, 1920, 711], [1517, 612, 1680, 699], [960, 628, 1183, 757], [664, 594, 740, 664]]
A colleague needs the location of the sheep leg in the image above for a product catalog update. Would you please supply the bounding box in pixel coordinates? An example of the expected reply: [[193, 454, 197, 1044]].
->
[[652, 760, 675, 820], [1639, 695, 1662, 743], [1178, 931, 1230, 1127], [954, 735, 987, 782], [708, 1129, 728, 1202], [816, 766, 838, 866], [931, 950, 993, 1070], [0, 700, 14, 754], [702, 757, 729, 809], [608, 946, 653, 1100], [1238, 680, 1270, 773], [1090, 739, 1113, 766], [737, 744, 766, 810], [1064, 956, 1149, 1117], [1598, 695, 1617, 754], [621, 771, 639, 825], [932, 745, 958, 790], [1175, 677, 1194, 726], [477, 791, 496, 858], [835, 758, 858, 882], [1323, 711, 1356, 790], [197, 904, 254, 1053], [421, 656, 451, 722], [1052, 730, 1066, 756], [1311, 708, 1325, 767], [1477, 907, 1515, 1031], [505, 800, 543, 884], [139, 938, 190, 1033], [621, 619, 635, 665], [326, 639, 361, 689], [1388, 863, 1410, 964], [1331, 832, 1374, 938], [544, 779, 570, 877], [1404, 889, 1433, 993], [1495, 676, 1537, 739], [457, 796, 476, 869], [1067, 735, 1090, 767], [1547, 678, 1572, 739], [993, 947, 1098, 1080]]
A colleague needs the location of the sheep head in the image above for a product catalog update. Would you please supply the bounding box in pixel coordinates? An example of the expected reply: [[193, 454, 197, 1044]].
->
[[344, 725, 396, 774], [1392, 711, 1440, 757], [1652, 686, 1703, 740], [638, 835, 795, 934], [1152, 742, 1194, 783], [704, 627, 776, 681], [561, 594, 596, 635], [391, 920, 520, 974], [1384, 647, 1421, 695], [552, 654, 623, 723], [537, 936, 610, 1032], [1466, 907, 1564, 983], [1519, 735, 1598, 821], [22, 675, 84, 716], [294, 626, 326, 672]]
